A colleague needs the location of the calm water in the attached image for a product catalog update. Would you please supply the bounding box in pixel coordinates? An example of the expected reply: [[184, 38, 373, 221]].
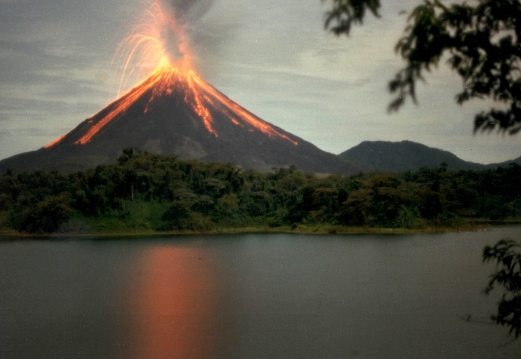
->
[[1, 228, 520, 359]]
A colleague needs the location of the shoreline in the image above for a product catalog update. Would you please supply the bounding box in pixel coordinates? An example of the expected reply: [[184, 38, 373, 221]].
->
[[0, 222, 505, 240]]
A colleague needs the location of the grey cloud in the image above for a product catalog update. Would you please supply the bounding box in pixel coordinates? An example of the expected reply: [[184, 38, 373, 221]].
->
[[183, 1, 328, 76], [0, 128, 52, 136]]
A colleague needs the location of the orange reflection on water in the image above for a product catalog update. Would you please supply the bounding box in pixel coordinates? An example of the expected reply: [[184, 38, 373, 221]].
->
[[127, 245, 222, 359]]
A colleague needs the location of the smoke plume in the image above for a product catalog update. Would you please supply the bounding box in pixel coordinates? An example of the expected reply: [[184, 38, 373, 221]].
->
[[168, 0, 215, 24]]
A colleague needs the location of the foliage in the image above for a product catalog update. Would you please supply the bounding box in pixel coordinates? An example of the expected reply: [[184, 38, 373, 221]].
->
[[16, 194, 72, 233], [324, 0, 521, 134], [1, 148, 521, 233], [324, 0, 381, 35], [483, 239, 521, 338], [1, 171, 73, 233]]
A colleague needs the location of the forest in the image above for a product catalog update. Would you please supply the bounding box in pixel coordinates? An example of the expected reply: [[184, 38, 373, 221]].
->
[[0, 148, 520, 235]]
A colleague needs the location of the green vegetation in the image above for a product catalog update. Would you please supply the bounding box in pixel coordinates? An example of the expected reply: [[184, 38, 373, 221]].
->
[[0, 148, 520, 236]]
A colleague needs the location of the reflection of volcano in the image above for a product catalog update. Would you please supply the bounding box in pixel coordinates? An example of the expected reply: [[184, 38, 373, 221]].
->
[[0, 66, 363, 174], [120, 246, 222, 359]]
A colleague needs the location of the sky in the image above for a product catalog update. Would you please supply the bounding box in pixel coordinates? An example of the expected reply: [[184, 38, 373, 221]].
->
[[0, 0, 519, 165]]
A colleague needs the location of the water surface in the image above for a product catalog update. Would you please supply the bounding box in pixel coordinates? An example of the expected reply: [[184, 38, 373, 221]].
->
[[1, 228, 520, 358]]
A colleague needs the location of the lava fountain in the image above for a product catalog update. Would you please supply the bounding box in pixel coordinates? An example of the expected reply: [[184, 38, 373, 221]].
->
[[45, 0, 297, 149]]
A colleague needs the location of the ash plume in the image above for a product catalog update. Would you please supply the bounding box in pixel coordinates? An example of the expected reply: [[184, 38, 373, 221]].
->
[[163, 0, 221, 76], [168, 0, 215, 24]]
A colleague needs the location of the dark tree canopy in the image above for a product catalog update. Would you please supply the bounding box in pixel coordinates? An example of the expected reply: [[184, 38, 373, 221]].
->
[[324, 0, 521, 134]]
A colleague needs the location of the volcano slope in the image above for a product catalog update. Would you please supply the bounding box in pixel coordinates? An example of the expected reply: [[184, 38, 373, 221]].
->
[[0, 69, 364, 175]]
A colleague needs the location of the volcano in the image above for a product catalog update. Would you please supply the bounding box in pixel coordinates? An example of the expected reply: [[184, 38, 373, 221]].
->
[[0, 66, 364, 175], [0, 0, 365, 175]]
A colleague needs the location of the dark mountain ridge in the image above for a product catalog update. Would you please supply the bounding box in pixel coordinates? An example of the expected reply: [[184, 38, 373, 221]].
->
[[340, 140, 521, 172]]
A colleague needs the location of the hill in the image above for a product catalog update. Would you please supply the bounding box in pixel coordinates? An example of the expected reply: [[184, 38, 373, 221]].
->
[[339, 140, 521, 172]]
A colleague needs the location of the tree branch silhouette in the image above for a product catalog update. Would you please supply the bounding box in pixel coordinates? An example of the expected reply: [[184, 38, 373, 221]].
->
[[324, 0, 521, 134]]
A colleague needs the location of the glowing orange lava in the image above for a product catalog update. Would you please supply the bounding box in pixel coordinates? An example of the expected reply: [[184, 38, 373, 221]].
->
[[45, 0, 298, 149], [44, 134, 66, 149]]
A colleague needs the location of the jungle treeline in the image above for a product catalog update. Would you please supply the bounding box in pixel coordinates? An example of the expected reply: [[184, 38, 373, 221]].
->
[[1, 148, 520, 234]]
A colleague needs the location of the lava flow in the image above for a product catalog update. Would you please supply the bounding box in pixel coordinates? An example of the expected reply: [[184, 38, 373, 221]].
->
[[45, 0, 297, 149]]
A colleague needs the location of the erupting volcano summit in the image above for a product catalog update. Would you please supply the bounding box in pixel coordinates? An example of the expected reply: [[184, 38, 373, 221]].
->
[[0, 0, 362, 175]]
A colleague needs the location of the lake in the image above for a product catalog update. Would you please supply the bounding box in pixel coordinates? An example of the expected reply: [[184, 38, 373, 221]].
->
[[1, 228, 520, 358]]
